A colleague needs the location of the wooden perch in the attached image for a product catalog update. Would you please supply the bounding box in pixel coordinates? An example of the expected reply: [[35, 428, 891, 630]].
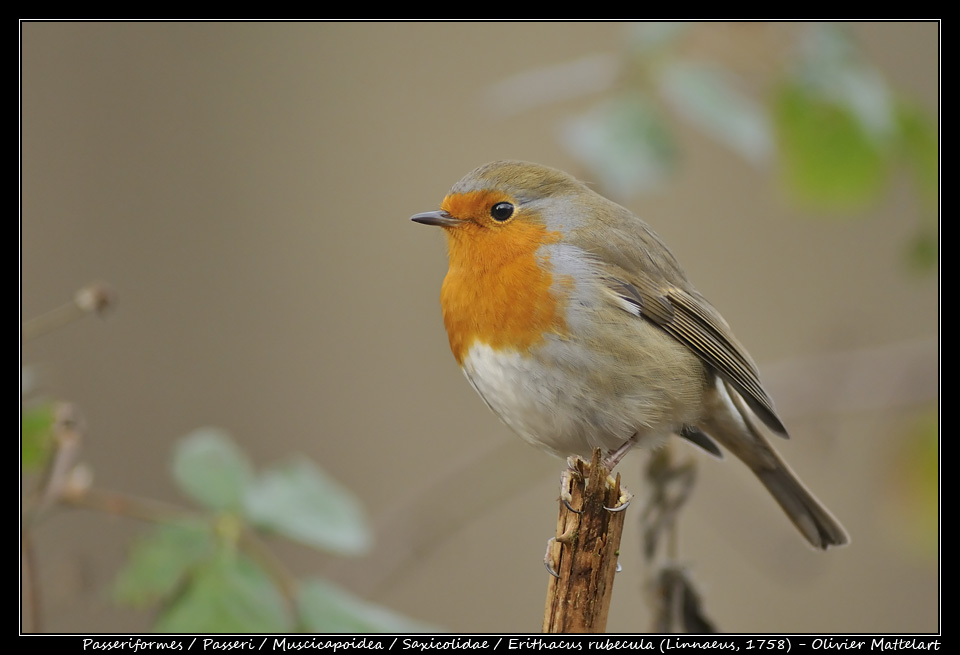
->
[[542, 449, 631, 633]]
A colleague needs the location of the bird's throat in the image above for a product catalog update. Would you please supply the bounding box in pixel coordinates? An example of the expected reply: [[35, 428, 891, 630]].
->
[[440, 223, 569, 365]]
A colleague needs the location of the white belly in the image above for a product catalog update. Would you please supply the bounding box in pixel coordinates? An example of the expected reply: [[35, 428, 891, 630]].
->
[[460, 342, 667, 458]]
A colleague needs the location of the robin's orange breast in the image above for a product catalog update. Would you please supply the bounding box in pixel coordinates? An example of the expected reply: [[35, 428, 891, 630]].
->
[[438, 190, 571, 365]]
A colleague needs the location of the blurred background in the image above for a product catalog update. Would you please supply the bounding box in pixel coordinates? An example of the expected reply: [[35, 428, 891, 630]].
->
[[21, 22, 938, 634]]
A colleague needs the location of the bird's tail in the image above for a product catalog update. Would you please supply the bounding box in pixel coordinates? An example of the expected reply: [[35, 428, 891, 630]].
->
[[703, 381, 849, 550], [752, 459, 850, 549]]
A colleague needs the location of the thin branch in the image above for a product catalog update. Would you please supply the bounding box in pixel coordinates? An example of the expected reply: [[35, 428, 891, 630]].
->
[[639, 444, 716, 633], [238, 528, 300, 615], [59, 487, 202, 524], [543, 450, 631, 633], [22, 282, 115, 341]]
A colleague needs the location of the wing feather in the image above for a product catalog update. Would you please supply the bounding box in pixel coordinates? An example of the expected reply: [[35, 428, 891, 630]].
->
[[606, 276, 787, 436]]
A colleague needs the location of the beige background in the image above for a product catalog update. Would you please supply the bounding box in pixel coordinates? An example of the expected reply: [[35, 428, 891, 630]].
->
[[21, 22, 938, 634]]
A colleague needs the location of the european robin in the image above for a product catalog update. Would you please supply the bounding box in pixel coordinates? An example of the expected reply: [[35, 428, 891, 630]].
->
[[412, 160, 848, 550]]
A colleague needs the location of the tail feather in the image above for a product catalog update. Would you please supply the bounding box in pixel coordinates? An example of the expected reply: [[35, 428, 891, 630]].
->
[[703, 380, 849, 550], [754, 465, 850, 549]]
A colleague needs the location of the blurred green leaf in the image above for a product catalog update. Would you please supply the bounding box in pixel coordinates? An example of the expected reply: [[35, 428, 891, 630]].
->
[[897, 101, 939, 213], [113, 520, 214, 607], [773, 82, 889, 211], [905, 227, 938, 273], [794, 24, 896, 141], [244, 458, 372, 556], [21, 403, 56, 470], [627, 22, 689, 57], [889, 407, 938, 558], [297, 579, 437, 633], [172, 428, 254, 511], [773, 23, 907, 212], [658, 62, 772, 164], [561, 93, 676, 198], [155, 547, 291, 633]]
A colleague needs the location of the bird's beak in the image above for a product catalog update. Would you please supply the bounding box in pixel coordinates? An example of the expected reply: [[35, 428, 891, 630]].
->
[[410, 210, 460, 227]]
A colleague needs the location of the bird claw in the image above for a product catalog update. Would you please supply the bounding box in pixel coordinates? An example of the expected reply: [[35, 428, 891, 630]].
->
[[562, 495, 582, 515], [604, 496, 631, 513], [559, 468, 582, 514], [544, 537, 560, 578], [564, 455, 633, 513]]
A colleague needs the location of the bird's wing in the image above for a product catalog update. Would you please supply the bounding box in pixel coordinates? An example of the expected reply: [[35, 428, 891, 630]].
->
[[604, 274, 787, 437]]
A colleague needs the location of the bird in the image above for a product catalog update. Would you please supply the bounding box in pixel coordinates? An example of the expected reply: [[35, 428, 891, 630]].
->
[[411, 160, 849, 550]]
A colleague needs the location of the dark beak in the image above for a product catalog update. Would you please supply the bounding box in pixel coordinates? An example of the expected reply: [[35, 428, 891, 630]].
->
[[410, 210, 459, 227]]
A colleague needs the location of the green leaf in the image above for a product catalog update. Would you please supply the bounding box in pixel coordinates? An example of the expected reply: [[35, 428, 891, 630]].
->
[[793, 24, 896, 142], [155, 547, 292, 633], [896, 101, 939, 213], [888, 407, 938, 559], [172, 428, 254, 511], [905, 227, 938, 273], [244, 458, 372, 556], [21, 403, 56, 470], [658, 62, 772, 164], [113, 520, 214, 607], [627, 22, 689, 57], [773, 82, 889, 211], [297, 579, 437, 633], [561, 93, 676, 198]]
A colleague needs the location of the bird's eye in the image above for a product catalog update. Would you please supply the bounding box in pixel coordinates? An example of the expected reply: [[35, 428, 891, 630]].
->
[[490, 202, 514, 222]]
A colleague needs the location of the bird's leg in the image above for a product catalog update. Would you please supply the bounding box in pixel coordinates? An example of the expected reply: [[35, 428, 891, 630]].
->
[[559, 456, 585, 514], [602, 433, 637, 471]]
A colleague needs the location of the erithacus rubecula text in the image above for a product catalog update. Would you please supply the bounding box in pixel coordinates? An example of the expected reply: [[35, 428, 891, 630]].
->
[[412, 160, 849, 549]]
